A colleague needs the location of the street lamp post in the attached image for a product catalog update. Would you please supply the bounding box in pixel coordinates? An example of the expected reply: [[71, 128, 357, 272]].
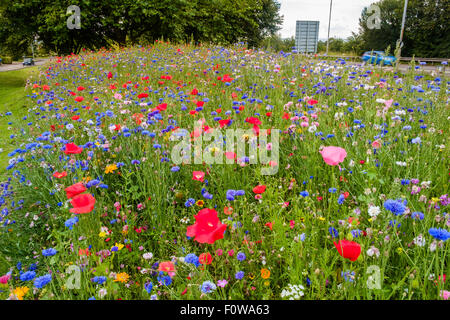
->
[[326, 0, 333, 55], [398, 0, 408, 58]]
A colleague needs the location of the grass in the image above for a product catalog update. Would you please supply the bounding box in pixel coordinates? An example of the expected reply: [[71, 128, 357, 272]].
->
[[0, 67, 40, 175]]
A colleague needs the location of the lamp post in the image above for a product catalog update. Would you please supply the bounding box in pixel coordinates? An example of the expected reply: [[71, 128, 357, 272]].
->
[[398, 0, 408, 58], [326, 0, 333, 55]]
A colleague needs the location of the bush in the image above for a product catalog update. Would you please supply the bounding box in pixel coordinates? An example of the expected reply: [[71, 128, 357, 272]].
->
[[0, 56, 13, 64]]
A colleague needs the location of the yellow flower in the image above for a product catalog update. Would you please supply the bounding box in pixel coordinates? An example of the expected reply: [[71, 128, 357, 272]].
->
[[297, 128, 302, 134], [264, 281, 270, 286], [105, 163, 118, 174], [318, 216, 325, 222], [12, 286, 29, 300], [112, 243, 124, 251], [196, 200, 204, 207], [114, 272, 130, 283], [431, 197, 439, 204], [99, 231, 107, 238]]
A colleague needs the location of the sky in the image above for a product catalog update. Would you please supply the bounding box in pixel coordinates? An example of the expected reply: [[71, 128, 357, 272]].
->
[[278, 0, 376, 40]]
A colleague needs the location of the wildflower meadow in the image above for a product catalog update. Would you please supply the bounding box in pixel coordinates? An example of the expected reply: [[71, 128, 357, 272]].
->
[[0, 42, 448, 301]]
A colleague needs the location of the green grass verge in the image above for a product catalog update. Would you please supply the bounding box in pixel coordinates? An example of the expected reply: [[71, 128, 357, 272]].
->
[[0, 67, 40, 176]]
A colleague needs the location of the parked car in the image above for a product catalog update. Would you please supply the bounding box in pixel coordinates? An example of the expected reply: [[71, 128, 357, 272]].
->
[[362, 51, 396, 66], [23, 58, 35, 66]]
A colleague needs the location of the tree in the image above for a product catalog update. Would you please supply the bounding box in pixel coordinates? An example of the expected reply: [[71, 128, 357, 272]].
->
[[0, 0, 284, 57], [357, 0, 449, 58]]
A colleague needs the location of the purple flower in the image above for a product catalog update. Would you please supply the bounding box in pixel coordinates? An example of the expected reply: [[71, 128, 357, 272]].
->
[[236, 252, 246, 261], [235, 271, 244, 280]]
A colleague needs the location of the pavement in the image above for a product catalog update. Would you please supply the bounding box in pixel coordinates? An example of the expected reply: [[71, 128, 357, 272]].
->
[[0, 58, 51, 72]]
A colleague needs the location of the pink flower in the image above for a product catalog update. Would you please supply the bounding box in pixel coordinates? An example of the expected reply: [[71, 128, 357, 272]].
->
[[372, 140, 381, 149], [217, 279, 228, 287], [192, 171, 205, 182], [216, 249, 223, 256], [0, 273, 11, 284], [227, 249, 234, 257], [320, 146, 347, 166], [440, 290, 450, 300]]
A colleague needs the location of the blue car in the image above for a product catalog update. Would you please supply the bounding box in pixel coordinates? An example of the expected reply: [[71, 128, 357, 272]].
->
[[362, 51, 396, 66]]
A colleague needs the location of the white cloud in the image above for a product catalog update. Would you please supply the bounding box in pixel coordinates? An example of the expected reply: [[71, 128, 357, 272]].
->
[[278, 0, 376, 40]]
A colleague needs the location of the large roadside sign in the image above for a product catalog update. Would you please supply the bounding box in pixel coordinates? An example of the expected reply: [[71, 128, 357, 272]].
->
[[295, 20, 320, 53]]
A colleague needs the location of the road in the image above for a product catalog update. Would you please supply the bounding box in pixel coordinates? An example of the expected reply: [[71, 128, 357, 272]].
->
[[346, 61, 449, 77], [0, 58, 51, 72]]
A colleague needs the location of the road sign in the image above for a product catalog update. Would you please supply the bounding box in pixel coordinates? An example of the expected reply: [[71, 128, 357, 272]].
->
[[295, 21, 320, 53]]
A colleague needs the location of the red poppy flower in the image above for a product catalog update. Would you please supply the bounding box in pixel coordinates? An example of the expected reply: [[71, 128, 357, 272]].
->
[[190, 88, 198, 95], [64, 143, 83, 154], [245, 117, 261, 125], [107, 72, 113, 79], [265, 222, 273, 231], [219, 119, 231, 128], [53, 171, 67, 179], [72, 115, 80, 121], [77, 86, 85, 91], [199, 252, 213, 265], [334, 240, 361, 262], [69, 193, 96, 214], [65, 182, 87, 199], [186, 208, 227, 244], [157, 103, 167, 111], [253, 185, 266, 194], [158, 261, 175, 273], [74, 96, 84, 102], [192, 171, 205, 182]]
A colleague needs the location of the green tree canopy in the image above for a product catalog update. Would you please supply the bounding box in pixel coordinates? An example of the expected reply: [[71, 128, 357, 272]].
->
[[0, 0, 283, 57]]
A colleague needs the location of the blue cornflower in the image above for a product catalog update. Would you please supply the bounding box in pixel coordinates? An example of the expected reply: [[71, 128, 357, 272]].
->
[[226, 190, 236, 201], [65, 216, 79, 230], [389, 220, 401, 228], [351, 229, 362, 238], [158, 274, 172, 286], [411, 212, 424, 220], [20, 271, 36, 282], [145, 282, 153, 294], [428, 228, 450, 241], [236, 252, 246, 261], [185, 253, 200, 267], [384, 199, 406, 216], [341, 271, 355, 282], [235, 271, 245, 280], [92, 276, 107, 285], [328, 188, 337, 193], [329, 227, 339, 239], [34, 274, 52, 289], [200, 281, 217, 294], [171, 166, 180, 172], [42, 248, 57, 257], [300, 191, 309, 197], [185, 198, 195, 208], [338, 194, 345, 205]]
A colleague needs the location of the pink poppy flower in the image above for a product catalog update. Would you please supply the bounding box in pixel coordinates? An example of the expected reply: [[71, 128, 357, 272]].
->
[[320, 146, 347, 166]]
